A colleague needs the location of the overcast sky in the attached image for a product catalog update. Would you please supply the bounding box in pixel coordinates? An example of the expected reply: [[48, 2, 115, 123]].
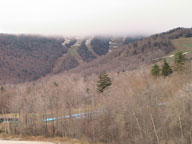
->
[[0, 0, 191, 36]]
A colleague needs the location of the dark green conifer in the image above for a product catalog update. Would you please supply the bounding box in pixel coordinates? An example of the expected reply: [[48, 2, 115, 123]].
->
[[151, 64, 160, 77], [97, 71, 112, 93], [161, 59, 173, 76], [174, 51, 186, 71], [174, 51, 186, 65]]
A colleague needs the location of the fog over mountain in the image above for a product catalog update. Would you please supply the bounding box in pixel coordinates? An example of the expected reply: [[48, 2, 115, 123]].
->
[[0, 0, 191, 36]]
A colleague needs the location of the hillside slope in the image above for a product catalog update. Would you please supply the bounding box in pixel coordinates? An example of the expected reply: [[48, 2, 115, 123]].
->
[[71, 28, 192, 75], [0, 28, 191, 83], [0, 35, 116, 83], [171, 37, 192, 53], [0, 34, 66, 83]]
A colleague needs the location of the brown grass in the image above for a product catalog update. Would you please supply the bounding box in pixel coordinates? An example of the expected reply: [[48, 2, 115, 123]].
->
[[171, 37, 192, 53]]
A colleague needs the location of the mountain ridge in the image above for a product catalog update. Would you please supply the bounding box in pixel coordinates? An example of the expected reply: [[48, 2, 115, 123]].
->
[[0, 27, 191, 83]]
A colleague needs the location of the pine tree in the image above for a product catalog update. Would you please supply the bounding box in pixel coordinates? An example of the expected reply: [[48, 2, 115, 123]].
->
[[151, 64, 160, 77], [174, 51, 186, 65], [161, 59, 173, 76], [174, 51, 186, 71], [97, 71, 112, 93]]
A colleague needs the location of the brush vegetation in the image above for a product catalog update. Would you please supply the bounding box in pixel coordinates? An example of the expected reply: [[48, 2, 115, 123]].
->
[[0, 60, 192, 144]]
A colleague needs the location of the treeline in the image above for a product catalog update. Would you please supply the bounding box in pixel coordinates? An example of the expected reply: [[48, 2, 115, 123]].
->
[[161, 27, 192, 39]]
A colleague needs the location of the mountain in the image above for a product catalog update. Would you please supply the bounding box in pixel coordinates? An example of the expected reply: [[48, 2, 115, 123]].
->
[[70, 27, 192, 75], [0, 34, 140, 83], [1, 28, 192, 143], [0, 34, 66, 83], [0, 27, 191, 83]]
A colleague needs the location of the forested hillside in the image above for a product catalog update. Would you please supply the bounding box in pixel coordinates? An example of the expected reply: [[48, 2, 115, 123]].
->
[[0, 27, 192, 144], [71, 28, 192, 75], [0, 28, 191, 83], [0, 34, 66, 83]]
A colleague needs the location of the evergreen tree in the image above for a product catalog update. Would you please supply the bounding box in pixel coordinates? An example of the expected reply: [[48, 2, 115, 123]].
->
[[97, 71, 112, 93], [151, 64, 160, 76], [174, 51, 186, 70], [161, 59, 173, 76]]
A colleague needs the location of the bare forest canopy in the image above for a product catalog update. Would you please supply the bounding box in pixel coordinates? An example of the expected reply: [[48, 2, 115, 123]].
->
[[0, 61, 192, 144], [0, 27, 191, 84], [0, 27, 192, 144]]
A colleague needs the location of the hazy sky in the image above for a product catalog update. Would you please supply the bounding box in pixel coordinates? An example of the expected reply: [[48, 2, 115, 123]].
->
[[0, 0, 191, 36]]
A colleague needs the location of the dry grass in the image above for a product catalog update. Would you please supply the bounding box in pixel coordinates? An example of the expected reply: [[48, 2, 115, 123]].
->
[[171, 37, 192, 53]]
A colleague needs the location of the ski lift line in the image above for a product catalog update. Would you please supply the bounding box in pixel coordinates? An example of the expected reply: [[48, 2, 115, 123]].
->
[[152, 51, 192, 61]]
